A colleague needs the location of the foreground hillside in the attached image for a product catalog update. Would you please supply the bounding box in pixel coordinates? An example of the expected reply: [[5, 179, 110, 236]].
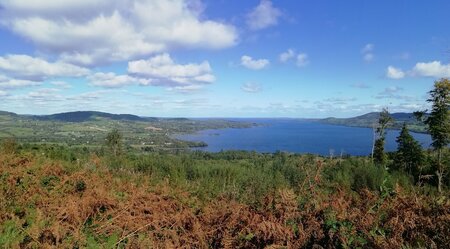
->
[[1, 144, 449, 248]]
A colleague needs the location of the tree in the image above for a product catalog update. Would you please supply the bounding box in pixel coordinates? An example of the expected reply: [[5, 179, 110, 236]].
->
[[373, 138, 386, 164], [395, 123, 424, 181], [106, 128, 123, 157], [373, 108, 393, 165], [424, 78, 450, 192]]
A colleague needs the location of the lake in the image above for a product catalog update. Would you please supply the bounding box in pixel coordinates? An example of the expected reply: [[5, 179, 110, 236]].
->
[[176, 119, 432, 156]]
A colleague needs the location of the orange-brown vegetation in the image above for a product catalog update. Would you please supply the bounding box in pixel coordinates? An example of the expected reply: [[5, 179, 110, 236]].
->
[[1, 151, 449, 248]]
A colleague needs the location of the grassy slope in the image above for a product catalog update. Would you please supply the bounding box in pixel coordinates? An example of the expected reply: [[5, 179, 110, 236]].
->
[[1, 147, 449, 248]]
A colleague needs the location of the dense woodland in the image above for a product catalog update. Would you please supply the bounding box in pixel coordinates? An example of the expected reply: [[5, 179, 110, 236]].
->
[[0, 79, 449, 248]]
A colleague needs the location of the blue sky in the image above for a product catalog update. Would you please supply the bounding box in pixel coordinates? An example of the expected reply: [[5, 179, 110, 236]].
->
[[0, 0, 449, 117]]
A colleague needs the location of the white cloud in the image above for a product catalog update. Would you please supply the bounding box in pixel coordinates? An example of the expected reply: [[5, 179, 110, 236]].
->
[[0, 90, 8, 97], [50, 81, 72, 89], [363, 53, 374, 62], [324, 97, 357, 104], [241, 82, 262, 93], [66, 90, 112, 101], [279, 49, 309, 67], [350, 83, 371, 89], [361, 43, 374, 54], [394, 52, 410, 60], [246, 0, 282, 31], [361, 43, 374, 62], [386, 66, 405, 79], [0, 0, 238, 66], [376, 86, 403, 99], [128, 53, 215, 87], [376, 86, 419, 101], [411, 61, 450, 78], [27, 88, 63, 101], [0, 75, 41, 89], [0, 54, 89, 80], [383, 86, 403, 94], [167, 85, 204, 94], [279, 49, 295, 63], [88, 72, 150, 88], [296, 53, 309, 67], [240, 55, 270, 70], [0, 0, 110, 16]]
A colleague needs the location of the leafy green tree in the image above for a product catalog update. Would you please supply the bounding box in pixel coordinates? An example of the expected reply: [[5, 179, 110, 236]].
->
[[373, 108, 393, 165], [395, 123, 424, 181], [106, 129, 123, 157], [424, 79, 450, 192]]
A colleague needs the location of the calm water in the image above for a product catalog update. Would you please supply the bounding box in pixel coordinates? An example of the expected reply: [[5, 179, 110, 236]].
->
[[176, 119, 432, 156]]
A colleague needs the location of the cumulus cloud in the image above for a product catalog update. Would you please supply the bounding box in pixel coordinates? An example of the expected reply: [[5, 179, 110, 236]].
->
[[0, 90, 9, 97], [241, 82, 262, 93], [411, 61, 450, 78], [0, 75, 41, 89], [296, 53, 309, 67], [278, 49, 309, 67], [0, 54, 89, 81], [246, 0, 282, 30], [0, 0, 238, 66], [88, 72, 150, 88], [279, 49, 295, 63], [387, 61, 450, 79], [240, 55, 270, 70], [386, 66, 405, 79], [128, 53, 215, 87]]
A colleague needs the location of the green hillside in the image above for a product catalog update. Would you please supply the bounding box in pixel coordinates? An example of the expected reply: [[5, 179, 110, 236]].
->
[[0, 111, 252, 151], [320, 112, 428, 133]]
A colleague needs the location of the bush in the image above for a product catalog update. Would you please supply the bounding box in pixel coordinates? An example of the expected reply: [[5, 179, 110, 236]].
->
[[352, 164, 389, 191], [75, 180, 87, 193], [1, 138, 18, 154], [325, 158, 390, 192]]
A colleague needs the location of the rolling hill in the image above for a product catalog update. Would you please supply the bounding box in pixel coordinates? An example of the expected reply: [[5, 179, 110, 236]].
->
[[0, 110, 252, 149], [320, 112, 428, 133], [31, 111, 158, 122]]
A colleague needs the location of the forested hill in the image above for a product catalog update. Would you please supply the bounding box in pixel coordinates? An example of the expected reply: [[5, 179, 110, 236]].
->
[[320, 112, 428, 133], [31, 111, 158, 122]]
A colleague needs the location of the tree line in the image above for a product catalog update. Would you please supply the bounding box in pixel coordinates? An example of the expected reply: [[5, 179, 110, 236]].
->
[[373, 78, 449, 192]]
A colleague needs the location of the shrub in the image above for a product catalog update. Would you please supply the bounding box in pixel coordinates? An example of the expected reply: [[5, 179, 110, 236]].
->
[[352, 164, 389, 191], [1, 137, 18, 154], [75, 180, 87, 193]]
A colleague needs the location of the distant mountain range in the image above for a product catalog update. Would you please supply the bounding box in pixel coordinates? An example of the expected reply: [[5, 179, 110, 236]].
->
[[0, 110, 428, 133], [320, 112, 428, 133], [32, 111, 158, 122], [0, 111, 162, 123]]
